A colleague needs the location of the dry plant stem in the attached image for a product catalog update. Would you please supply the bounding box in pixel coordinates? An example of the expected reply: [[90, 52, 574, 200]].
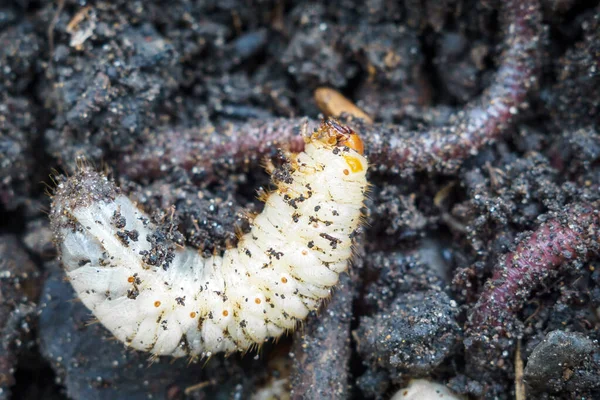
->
[[119, 0, 541, 181], [364, 0, 540, 174], [515, 340, 526, 400], [289, 273, 354, 400], [314, 87, 374, 124], [468, 202, 600, 334]]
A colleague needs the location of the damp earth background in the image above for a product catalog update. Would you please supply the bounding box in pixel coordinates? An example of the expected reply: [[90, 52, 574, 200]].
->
[[1, 0, 600, 399]]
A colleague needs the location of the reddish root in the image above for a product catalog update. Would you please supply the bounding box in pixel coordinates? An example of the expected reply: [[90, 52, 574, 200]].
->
[[118, 118, 313, 185], [465, 202, 600, 368], [361, 0, 541, 175], [118, 0, 541, 182]]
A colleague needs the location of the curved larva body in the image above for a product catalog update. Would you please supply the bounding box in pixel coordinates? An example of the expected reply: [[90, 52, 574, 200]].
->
[[50, 121, 368, 357]]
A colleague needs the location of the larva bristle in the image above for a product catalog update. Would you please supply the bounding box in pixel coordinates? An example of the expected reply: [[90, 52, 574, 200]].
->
[[224, 238, 236, 250], [48, 174, 58, 189], [100, 160, 111, 178], [318, 293, 333, 313], [243, 343, 254, 356], [38, 206, 51, 216], [293, 321, 305, 337], [41, 180, 55, 195], [256, 187, 270, 203], [260, 157, 275, 174], [241, 208, 258, 222], [254, 342, 265, 357], [74, 155, 96, 173], [271, 335, 280, 346], [233, 225, 244, 241], [49, 167, 61, 178], [148, 353, 160, 365], [274, 181, 287, 193], [358, 214, 371, 227], [84, 317, 100, 326], [288, 156, 299, 170]]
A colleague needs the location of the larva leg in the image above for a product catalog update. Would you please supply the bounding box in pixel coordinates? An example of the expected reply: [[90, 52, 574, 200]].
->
[[50, 119, 368, 358]]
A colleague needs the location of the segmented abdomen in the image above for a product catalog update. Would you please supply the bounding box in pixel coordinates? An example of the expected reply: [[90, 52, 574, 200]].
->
[[50, 120, 368, 357]]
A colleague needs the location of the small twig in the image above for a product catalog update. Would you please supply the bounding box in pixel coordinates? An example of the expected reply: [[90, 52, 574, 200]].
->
[[515, 340, 526, 400], [184, 379, 214, 395], [47, 0, 66, 69]]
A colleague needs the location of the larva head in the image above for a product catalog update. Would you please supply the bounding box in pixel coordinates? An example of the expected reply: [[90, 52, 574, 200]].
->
[[313, 119, 364, 155], [301, 119, 368, 184]]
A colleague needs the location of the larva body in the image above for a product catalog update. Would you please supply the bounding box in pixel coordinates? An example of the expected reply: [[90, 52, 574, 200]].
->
[[50, 121, 368, 357]]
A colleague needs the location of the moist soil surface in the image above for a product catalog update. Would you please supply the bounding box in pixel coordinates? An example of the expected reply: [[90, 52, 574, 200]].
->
[[1, 1, 600, 399]]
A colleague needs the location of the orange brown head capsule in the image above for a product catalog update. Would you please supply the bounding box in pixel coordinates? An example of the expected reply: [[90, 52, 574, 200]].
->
[[321, 119, 365, 155], [338, 132, 364, 155]]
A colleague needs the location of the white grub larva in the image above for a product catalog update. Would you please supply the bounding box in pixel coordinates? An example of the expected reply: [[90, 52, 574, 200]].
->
[[391, 380, 464, 400], [50, 119, 368, 358]]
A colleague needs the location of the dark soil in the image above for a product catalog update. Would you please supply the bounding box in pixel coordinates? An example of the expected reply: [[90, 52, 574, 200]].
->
[[1, 0, 600, 399]]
